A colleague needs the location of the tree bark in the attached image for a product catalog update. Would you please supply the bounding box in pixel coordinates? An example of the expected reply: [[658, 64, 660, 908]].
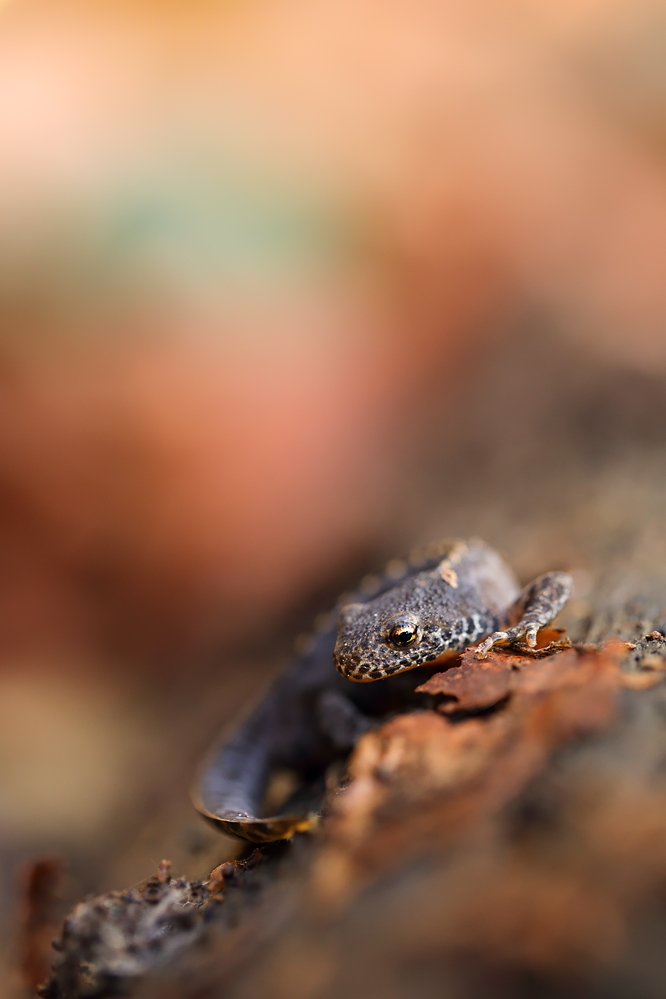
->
[[37, 327, 666, 999]]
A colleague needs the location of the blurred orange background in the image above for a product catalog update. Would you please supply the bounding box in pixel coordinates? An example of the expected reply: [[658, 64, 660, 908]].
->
[[1, 0, 666, 985]]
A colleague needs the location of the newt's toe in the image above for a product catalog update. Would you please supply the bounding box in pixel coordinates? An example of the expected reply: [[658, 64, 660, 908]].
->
[[476, 631, 509, 658]]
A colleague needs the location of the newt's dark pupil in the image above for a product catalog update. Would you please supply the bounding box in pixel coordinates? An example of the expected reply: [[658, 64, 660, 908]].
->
[[390, 624, 417, 646]]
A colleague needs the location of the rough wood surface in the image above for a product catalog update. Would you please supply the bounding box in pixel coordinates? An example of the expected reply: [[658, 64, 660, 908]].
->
[[32, 329, 666, 999]]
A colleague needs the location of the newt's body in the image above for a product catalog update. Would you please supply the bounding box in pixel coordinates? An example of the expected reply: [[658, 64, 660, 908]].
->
[[194, 539, 572, 841]]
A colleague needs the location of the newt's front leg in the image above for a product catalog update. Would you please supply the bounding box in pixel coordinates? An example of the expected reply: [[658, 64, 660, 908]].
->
[[476, 572, 573, 657]]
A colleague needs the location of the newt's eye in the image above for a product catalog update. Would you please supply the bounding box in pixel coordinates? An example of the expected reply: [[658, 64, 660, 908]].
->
[[386, 615, 420, 648]]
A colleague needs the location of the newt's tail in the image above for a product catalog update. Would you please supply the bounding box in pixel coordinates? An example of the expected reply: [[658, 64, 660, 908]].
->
[[192, 677, 321, 842]]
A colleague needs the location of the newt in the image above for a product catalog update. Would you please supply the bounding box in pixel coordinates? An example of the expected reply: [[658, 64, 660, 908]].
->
[[194, 539, 572, 841]]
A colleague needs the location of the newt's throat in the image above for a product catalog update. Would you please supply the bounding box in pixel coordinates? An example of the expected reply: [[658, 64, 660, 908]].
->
[[345, 648, 460, 682]]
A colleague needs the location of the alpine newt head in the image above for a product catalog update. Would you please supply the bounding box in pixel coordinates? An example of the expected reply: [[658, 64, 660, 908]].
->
[[332, 539, 516, 681]]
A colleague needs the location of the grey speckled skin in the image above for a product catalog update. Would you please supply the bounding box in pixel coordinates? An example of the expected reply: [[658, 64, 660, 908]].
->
[[335, 539, 517, 679], [195, 538, 572, 841]]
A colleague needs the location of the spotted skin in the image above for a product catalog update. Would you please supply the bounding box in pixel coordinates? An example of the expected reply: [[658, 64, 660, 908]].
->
[[333, 539, 572, 680], [195, 538, 573, 840]]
